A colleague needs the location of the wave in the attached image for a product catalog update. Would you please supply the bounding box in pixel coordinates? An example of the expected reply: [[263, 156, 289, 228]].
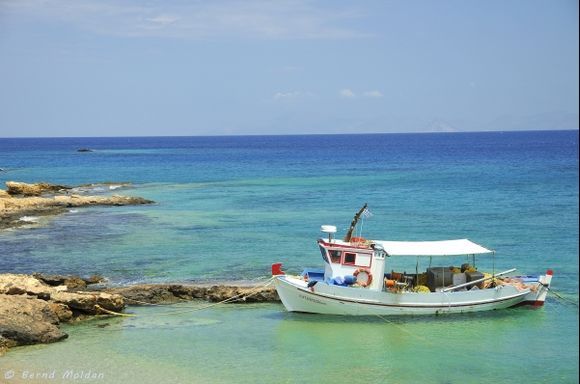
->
[[19, 216, 39, 223]]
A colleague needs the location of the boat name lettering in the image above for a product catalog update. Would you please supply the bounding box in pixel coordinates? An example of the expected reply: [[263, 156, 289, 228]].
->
[[298, 294, 326, 305]]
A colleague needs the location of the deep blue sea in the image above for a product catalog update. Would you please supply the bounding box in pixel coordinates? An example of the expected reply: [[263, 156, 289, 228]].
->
[[0, 131, 578, 383]]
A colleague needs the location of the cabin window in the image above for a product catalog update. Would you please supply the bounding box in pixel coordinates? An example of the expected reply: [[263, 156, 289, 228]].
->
[[343, 252, 356, 265], [340, 252, 372, 267], [329, 250, 342, 264]]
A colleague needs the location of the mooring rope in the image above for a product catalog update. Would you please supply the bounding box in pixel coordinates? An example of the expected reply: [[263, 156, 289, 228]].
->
[[546, 287, 579, 307], [134, 276, 275, 316], [94, 304, 136, 317], [118, 276, 273, 307], [371, 312, 430, 343], [343, 295, 430, 343]]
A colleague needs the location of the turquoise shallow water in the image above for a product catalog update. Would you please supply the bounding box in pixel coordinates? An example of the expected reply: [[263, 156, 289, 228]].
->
[[1, 301, 577, 383], [0, 131, 578, 383]]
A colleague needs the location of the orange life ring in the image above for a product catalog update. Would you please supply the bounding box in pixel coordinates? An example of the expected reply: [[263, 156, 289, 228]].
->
[[350, 237, 366, 244], [353, 268, 373, 287]]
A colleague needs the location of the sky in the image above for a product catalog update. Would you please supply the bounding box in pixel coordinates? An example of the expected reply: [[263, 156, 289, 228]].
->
[[0, 0, 578, 137]]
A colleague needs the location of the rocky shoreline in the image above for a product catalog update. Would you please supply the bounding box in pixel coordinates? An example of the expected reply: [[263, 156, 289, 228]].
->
[[0, 181, 154, 230], [0, 273, 125, 354], [0, 181, 279, 355], [0, 273, 279, 355], [106, 280, 279, 305]]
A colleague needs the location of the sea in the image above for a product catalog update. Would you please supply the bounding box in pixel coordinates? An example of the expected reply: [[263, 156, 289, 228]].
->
[[0, 130, 578, 383]]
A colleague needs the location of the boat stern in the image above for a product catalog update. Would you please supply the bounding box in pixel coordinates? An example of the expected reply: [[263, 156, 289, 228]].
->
[[522, 269, 553, 307]]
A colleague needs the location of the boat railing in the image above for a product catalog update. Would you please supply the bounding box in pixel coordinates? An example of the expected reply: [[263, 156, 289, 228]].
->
[[441, 268, 516, 292]]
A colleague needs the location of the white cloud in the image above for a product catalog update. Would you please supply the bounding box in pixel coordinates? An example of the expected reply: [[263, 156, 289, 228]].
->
[[340, 89, 383, 99], [273, 91, 314, 101], [339, 89, 356, 98], [274, 91, 301, 100], [363, 90, 383, 98], [145, 15, 180, 26], [3, 0, 370, 40]]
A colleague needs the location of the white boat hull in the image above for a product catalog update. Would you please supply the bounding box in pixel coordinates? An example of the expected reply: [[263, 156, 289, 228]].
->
[[275, 276, 537, 316]]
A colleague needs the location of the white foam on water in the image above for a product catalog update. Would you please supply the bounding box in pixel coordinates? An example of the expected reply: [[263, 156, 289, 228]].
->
[[19, 216, 39, 223]]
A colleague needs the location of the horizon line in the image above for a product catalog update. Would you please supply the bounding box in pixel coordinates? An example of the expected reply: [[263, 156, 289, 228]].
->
[[0, 128, 578, 140]]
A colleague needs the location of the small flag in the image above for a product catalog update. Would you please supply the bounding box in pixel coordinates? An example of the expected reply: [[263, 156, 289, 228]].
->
[[362, 208, 373, 218]]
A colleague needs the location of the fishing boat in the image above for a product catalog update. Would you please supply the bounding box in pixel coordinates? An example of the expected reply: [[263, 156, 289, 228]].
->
[[272, 205, 553, 316]]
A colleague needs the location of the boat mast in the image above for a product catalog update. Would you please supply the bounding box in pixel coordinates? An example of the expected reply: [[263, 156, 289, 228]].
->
[[343, 203, 368, 242]]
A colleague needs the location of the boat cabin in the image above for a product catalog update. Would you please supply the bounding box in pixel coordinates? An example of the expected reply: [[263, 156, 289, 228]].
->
[[314, 224, 495, 293]]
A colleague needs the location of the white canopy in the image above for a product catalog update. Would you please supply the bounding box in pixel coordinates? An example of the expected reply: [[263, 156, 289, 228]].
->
[[372, 239, 493, 256]]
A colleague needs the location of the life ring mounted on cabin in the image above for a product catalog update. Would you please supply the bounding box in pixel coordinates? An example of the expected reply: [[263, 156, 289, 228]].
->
[[353, 268, 373, 287]]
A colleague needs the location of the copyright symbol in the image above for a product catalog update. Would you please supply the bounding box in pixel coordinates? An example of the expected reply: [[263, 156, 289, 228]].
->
[[4, 370, 15, 380]]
